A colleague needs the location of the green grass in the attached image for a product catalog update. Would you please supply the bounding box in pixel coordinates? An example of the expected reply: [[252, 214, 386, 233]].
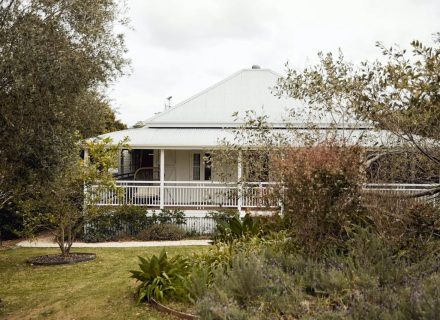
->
[[0, 246, 207, 320]]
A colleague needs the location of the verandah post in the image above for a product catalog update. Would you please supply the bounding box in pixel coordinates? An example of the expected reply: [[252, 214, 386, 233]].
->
[[83, 147, 89, 234], [160, 149, 165, 209], [237, 150, 243, 216]]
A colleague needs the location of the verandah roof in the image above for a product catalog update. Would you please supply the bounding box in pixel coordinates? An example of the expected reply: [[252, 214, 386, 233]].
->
[[98, 128, 233, 149], [97, 127, 398, 150]]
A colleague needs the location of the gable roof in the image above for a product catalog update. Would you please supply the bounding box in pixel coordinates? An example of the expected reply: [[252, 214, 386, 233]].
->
[[96, 67, 379, 149], [143, 68, 310, 128]]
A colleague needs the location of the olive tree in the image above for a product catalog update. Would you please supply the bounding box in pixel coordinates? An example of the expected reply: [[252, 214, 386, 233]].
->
[[0, 0, 128, 207], [0, 0, 128, 240], [275, 34, 440, 195], [22, 137, 128, 256]]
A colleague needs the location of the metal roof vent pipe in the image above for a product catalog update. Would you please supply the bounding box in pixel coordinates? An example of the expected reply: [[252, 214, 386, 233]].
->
[[164, 96, 172, 110], [251, 65, 261, 69]]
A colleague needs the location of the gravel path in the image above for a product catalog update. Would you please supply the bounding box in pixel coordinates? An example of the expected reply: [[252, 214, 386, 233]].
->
[[17, 239, 211, 248]]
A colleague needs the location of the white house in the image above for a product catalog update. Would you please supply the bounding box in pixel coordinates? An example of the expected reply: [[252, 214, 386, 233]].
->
[[91, 66, 389, 213]]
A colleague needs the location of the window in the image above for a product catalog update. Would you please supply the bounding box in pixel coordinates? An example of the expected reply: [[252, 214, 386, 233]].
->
[[204, 153, 212, 181], [192, 153, 201, 180]]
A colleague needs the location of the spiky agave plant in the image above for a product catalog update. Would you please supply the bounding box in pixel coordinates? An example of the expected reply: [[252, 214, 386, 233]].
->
[[130, 249, 190, 302]]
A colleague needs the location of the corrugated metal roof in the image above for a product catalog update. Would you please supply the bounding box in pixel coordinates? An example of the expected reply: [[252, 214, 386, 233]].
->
[[98, 128, 234, 149], [98, 127, 397, 149], [142, 68, 362, 128], [96, 67, 387, 149]]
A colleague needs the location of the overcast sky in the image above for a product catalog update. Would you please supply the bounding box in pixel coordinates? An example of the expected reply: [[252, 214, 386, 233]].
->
[[109, 0, 440, 126]]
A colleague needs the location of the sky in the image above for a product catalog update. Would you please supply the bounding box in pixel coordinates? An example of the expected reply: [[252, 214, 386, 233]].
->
[[109, 0, 440, 126]]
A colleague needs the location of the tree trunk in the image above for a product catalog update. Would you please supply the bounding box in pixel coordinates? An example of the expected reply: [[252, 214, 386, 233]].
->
[[66, 223, 73, 256], [59, 227, 66, 256]]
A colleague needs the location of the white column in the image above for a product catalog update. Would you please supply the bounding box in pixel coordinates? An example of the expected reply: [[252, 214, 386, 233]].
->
[[82, 148, 89, 228], [83, 148, 89, 166], [160, 149, 165, 209], [119, 149, 124, 175], [237, 150, 243, 215]]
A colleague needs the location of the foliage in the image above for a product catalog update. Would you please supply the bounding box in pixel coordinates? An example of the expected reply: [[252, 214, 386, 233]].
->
[[197, 249, 301, 319], [0, 0, 128, 215], [275, 35, 440, 194], [210, 111, 286, 184], [362, 195, 440, 261], [196, 228, 440, 319], [0, 203, 22, 241], [22, 137, 127, 255], [187, 141, 440, 319], [191, 244, 235, 273], [130, 249, 191, 302], [277, 143, 366, 256], [80, 206, 151, 242], [81, 208, 186, 242], [253, 214, 286, 235], [153, 209, 186, 225], [207, 209, 240, 224], [212, 214, 262, 244], [137, 224, 186, 241], [72, 91, 127, 139], [209, 210, 286, 241], [181, 266, 212, 304]]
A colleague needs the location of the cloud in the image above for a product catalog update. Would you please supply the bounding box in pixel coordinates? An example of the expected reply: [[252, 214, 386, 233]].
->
[[132, 0, 276, 50], [110, 0, 440, 126]]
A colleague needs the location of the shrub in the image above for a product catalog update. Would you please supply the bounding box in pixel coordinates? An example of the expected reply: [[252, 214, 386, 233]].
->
[[81, 207, 187, 242], [137, 224, 185, 241], [130, 249, 190, 302], [196, 228, 440, 319], [207, 209, 240, 224], [154, 209, 186, 225], [253, 213, 286, 235], [275, 143, 366, 256], [197, 250, 307, 319], [0, 203, 23, 241], [80, 205, 151, 242], [212, 214, 261, 244], [362, 195, 440, 261], [181, 266, 212, 303]]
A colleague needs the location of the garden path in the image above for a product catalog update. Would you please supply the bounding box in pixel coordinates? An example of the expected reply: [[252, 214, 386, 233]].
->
[[16, 238, 210, 248]]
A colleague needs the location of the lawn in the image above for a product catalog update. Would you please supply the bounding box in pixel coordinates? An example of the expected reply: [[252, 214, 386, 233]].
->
[[0, 246, 208, 320]]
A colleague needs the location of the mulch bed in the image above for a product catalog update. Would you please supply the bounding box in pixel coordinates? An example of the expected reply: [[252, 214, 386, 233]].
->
[[27, 252, 96, 265]]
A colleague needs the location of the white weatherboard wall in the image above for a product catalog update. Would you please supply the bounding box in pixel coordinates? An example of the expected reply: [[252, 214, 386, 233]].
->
[[175, 150, 191, 181], [170, 149, 222, 181], [165, 150, 176, 181], [149, 149, 236, 182]]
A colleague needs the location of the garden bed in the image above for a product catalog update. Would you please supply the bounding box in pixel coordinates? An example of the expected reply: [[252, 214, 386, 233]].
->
[[27, 252, 96, 265]]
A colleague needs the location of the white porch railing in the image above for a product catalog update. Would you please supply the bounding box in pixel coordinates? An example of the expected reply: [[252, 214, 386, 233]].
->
[[90, 180, 279, 209], [362, 183, 439, 206], [90, 181, 438, 209]]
